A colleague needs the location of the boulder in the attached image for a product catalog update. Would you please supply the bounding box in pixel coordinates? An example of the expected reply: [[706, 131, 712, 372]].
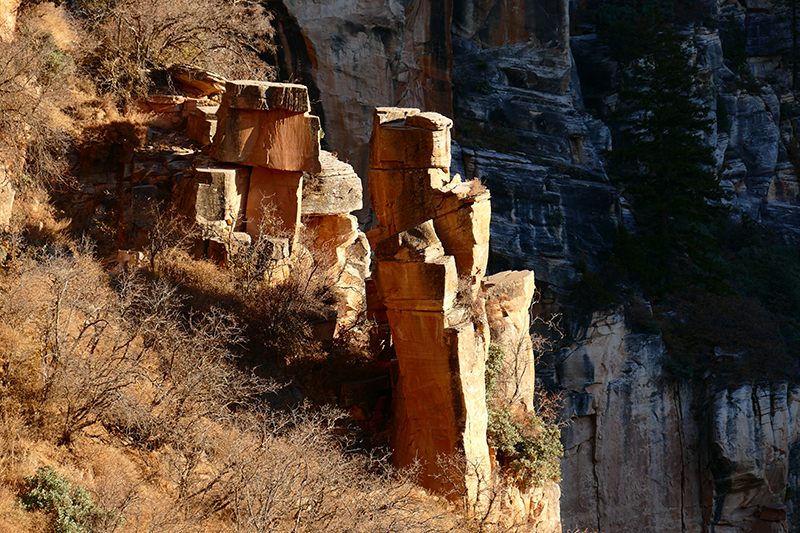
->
[[369, 108, 451, 170], [303, 213, 359, 269], [222, 80, 311, 113], [194, 166, 250, 229], [168, 65, 227, 96]]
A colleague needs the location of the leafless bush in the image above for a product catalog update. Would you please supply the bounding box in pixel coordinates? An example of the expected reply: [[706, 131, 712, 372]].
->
[[225, 205, 345, 365], [0, 243, 266, 446], [0, 18, 76, 189], [161, 404, 463, 533], [77, 0, 276, 97], [141, 202, 200, 273]]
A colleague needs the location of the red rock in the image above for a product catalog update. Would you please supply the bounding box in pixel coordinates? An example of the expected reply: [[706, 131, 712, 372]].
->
[[245, 167, 303, 244], [211, 107, 321, 172]]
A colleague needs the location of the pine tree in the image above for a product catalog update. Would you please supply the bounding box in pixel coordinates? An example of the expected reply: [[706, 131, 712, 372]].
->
[[599, 7, 727, 287]]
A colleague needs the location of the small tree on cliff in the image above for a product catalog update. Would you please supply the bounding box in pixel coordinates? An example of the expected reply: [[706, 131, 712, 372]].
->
[[599, 7, 727, 288]]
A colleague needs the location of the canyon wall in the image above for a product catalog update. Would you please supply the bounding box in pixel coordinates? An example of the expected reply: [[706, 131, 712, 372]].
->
[[557, 310, 800, 533]]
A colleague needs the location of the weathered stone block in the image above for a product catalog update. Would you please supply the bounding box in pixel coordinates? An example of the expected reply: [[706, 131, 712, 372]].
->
[[405, 111, 453, 131], [304, 213, 358, 268], [194, 166, 250, 230], [369, 168, 450, 233], [186, 105, 218, 146], [170, 66, 227, 97], [222, 80, 310, 113], [211, 107, 321, 172], [245, 167, 303, 243], [205, 231, 252, 265], [373, 256, 457, 312], [369, 119, 451, 170], [433, 194, 491, 285], [372, 220, 445, 263], [346, 231, 371, 280], [302, 151, 363, 215]]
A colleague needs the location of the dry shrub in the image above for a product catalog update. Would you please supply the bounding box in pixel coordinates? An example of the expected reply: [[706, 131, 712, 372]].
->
[[151, 404, 463, 533], [0, 17, 75, 189], [78, 0, 276, 97], [0, 485, 47, 533], [0, 234, 493, 532], [158, 249, 237, 309], [7, 187, 72, 245], [225, 206, 346, 365], [0, 246, 467, 532], [0, 244, 266, 447]]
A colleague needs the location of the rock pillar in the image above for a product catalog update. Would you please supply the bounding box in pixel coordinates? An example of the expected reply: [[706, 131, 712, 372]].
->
[[484, 270, 537, 412], [368, 107, 491, 499]]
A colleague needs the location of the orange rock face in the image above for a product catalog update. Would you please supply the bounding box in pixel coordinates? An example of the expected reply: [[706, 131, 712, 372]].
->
[[368, 107, 491, 500], [245, 167, 303, 244], [211, 81, 321, 173], [369, 109, 490, 290], [212, 107, 321, 172]]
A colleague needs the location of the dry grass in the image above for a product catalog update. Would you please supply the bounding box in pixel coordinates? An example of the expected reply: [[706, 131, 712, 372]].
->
[[0, 234, 471, 532]]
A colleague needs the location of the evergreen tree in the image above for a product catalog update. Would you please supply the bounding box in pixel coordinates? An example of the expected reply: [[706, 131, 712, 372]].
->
[[598, 7, 727, 288]]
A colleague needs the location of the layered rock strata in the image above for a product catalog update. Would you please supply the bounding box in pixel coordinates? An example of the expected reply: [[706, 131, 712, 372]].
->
[[301, 150, 369, 330], [194, 81, 368, 332]]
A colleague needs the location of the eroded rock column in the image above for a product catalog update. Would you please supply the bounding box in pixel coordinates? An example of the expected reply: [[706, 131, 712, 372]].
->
[[368, 107, 490, 499]]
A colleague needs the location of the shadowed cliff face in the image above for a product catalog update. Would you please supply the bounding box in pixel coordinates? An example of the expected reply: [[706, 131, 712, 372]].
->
[[452, 0, 567, 47]]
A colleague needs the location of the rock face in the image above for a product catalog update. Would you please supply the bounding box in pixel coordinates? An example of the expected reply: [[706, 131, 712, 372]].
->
[[186, 105, 219, 146], [554, 309, 800, 533], [266, 0, 618, 288], [367, 107, 491, 497], [556, 313, 704, 533], [484, 270, 537, 412]]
